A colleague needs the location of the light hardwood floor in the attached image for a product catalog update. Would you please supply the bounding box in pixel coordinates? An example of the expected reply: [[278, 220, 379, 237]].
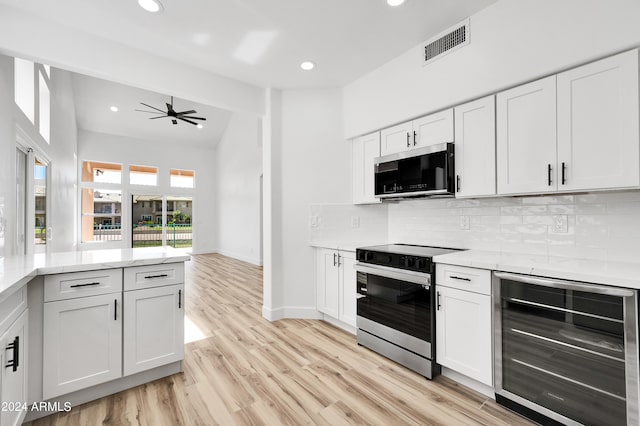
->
[[28, 253, 533, 426]]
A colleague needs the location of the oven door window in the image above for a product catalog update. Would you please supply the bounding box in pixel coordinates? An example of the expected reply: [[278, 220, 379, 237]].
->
[[357, 273, 431, 342]]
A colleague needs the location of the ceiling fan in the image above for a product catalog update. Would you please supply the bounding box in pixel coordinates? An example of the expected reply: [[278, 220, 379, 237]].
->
[[135, 96, 206, 126]]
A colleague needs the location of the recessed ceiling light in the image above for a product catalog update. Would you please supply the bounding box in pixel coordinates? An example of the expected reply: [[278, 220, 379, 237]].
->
[[138, 0, 163, 13], [300, 61, 315, 71], [110, 106, 118, 112], [197, 124, 203, 129], [387, 0, 405, 6]]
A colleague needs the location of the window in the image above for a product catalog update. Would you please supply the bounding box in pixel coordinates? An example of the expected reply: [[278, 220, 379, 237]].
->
[[130, 165, 158, 186], [38, 70, 50, 143], [34, 158, 47, 246], [81, 189, 122, 242], [131, 195, 192, 248], [14, 58, 35, 124], [82, 161, 122, 184], [170, 169, 194, 188]]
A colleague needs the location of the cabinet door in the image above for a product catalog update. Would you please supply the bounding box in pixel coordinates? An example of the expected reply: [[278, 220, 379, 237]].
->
[[454, 96, 496, 197], [123, 284, 184, 376], [436, 286, 492, 386], [558, 49, 640, 191], [414, 108, 454, 148], [352, 132, 381, 204], [380, 121, 413, 156], [43, 294, 122, 399], [1, 310, 28, 426], [316, 249, 339, 318], [497, 76, 557, 195], [338, 251, 357, 328]]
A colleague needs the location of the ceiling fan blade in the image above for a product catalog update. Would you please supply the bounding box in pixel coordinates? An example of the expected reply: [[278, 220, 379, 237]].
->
[[135, 109, 165, 114], [178, 117, 198, 126], [150, 116, 169, 119], [140, 103, 166, 113], [172, 119, 178, 125], [182, 116, 206, 120], [176, 110, 197, 116]]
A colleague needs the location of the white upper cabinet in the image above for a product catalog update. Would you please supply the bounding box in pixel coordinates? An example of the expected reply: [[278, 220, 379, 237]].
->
[[497, 76, 558, 195], [380, 109, 454, 156], [352, 132, 381, 204], [380, 121, 413, 156], [557, 49, 640, 191], [454, 96, 496, 197], [413, 108, 454, 149]]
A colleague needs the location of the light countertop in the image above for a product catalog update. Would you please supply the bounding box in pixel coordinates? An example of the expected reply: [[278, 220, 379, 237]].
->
[[309, 240, 388, 252], [433, 250, 640, 290], [0, 247, 190, 302]]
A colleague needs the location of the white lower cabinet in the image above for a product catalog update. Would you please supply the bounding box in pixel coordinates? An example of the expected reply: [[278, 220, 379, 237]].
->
[[123, 284, 184, 376], [316, 249, 356, 328], [435, 264, 492, 387], [1, 309, 28, 426], [43, 293, 122, 399]]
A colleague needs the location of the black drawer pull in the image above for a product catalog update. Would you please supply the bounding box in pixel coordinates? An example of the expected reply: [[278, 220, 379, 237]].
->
[[5, 336, 19, 372], [450, 275, 471, 282], [114, 299, 118, 321], [70, 282, 101, 288], [178, 289, 182, 309], [144, 274, 168, 279]]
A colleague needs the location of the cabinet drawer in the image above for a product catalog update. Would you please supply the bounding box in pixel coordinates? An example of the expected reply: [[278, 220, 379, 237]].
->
[[44, 269, 123, 302], [124, 263, 184, 291], [436, 264, 491, 295], [0, 286, 27, 335]]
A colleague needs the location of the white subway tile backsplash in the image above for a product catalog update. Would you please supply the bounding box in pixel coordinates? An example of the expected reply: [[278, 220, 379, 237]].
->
[[311, 190, 640, 262]]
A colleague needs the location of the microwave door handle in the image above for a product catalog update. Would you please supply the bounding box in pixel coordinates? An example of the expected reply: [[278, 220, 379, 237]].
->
[[493, 272, 634, 297]]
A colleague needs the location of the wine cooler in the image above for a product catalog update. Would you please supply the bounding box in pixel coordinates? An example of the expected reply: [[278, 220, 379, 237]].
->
[[493, 272, 639, 426]]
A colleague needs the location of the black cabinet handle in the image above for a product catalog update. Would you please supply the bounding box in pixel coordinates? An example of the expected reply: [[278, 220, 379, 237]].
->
[[406, 132, 410, 148], [456, 175, 461, 192], [547, 164, 552, 186], [114, 299, 118, 321], [337, 254, 341, 267], [70, 282, 101, 288], [450, 275, 471, 282], [333, 253, 337, 266], [144, 274, 168, 279], [413, 131, 417, 146], [436, 292, 441, 310], [5, 336, 19, 372], [561, 162, 566, 185], [178, 289, 182, 309]]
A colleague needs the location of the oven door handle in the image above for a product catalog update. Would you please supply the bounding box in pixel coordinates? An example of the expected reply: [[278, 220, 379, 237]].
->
[[354, 264, 431, 286]]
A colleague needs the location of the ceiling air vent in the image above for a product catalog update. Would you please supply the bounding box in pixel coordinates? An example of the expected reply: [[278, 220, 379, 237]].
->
[[422, 18, 470, 66]]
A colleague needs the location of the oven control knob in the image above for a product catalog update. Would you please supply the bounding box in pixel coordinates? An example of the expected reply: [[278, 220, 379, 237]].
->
[[403, 256, 415, 268], [417, 258, 427, 270], [366, 252, 374, 261]]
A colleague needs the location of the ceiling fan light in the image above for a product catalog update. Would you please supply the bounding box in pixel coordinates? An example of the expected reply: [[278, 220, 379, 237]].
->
[[138, 0, 163, 13]]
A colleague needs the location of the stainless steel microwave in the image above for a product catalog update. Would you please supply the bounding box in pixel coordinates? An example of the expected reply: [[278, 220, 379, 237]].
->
[[374, 142, 455, 199]]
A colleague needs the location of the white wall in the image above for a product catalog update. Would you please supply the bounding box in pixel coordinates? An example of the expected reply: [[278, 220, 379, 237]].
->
[[78, 130, 217, 254], [0, 54, 78, 256], [215, 113, 263, 265], [264, 88, 351, 319], [343, 0, 640, 138]]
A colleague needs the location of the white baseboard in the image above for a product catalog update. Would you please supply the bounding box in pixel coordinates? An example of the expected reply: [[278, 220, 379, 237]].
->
[[262, 305, 322, 321], [217, 248, 263, 266], [441, 367, 495, 399], [321, 314, 356, 335]]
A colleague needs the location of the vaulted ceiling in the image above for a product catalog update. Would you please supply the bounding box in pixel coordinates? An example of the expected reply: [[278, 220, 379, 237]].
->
[[0, 0, 498, 89]]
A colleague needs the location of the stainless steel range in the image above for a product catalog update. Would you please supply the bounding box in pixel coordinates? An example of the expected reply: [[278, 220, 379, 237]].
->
[[354, 244, 460, 379]]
